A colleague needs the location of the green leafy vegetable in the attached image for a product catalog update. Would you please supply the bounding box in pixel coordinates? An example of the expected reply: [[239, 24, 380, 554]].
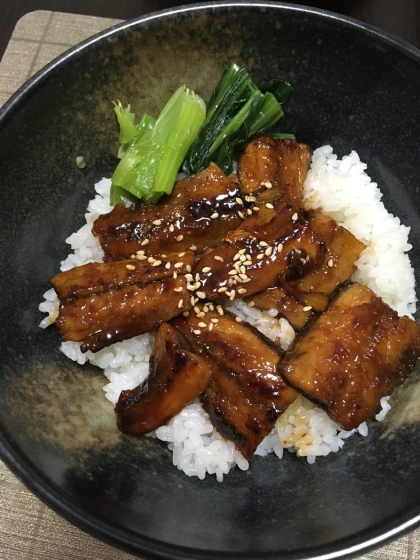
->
[[111, 86, 205, 205], [183, 63, 293, 175]]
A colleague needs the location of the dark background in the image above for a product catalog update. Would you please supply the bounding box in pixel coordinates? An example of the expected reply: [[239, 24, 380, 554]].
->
[[0, 0, 419, 61]]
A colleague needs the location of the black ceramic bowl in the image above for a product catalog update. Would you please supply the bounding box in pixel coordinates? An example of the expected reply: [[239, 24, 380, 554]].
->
[[1, 2, 420, 559]]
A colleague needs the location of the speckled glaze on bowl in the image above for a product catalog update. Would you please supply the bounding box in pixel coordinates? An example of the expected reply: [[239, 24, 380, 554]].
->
[[1, 2, 420, 559]]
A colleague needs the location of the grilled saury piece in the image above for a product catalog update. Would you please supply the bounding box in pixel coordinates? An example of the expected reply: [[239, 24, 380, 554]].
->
[[193, 192, 325, 301], [92, 162, 251, 261], [237, 137, 311, 208], [116, 323, 212, 436], [172, 307, 297, 459], [280, 282, 420, 430]]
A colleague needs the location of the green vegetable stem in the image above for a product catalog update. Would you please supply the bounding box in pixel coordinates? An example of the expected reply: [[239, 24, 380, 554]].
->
[[110, 87, 205, 206]]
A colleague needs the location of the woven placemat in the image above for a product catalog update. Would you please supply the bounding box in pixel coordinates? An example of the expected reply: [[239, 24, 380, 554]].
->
[[0, 10, 419, 560]]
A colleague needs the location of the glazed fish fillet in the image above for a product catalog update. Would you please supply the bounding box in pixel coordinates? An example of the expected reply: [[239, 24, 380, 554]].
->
[[92, 162, 251, 260], [280, 283, 420, 430]]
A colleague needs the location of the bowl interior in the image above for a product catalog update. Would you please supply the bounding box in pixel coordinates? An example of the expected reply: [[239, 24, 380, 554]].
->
[[1, 3, 420, 558]]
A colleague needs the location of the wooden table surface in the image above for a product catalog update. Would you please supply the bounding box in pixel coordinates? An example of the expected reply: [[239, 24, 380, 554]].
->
[[0, 4, 420, 560]]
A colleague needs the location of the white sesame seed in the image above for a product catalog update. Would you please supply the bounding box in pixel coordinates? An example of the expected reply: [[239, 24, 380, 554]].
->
[[197, 312, 205, 318], [183, 311, 190, 317], [257, 253, 264, 260], [240, 265, 246, 274], [178, 299, 184, 308], [238, 210, 245, 219], [265, 203, 274, 209], [148, 256, 155, 263], [161, 254, 166, 258], [248, 301, 255, 307], [303, 306, 312, 312], [189, 245, 197, 251], [229, 290, 236, 301], [277, 243, 284, 253], [292, 212, 298, 221], [328, 258, 334, 267], [210, 213, 219, 219], [141, 239, 149, 246], [239, 273, 249, 281], [218, 287, 228, 293], [265, 247, 273, 256], [236, 197, 244, 205], [194, 306, 201, 313], [243, 260, 252, 266], [186, 284, 196, 291], [228, 270, 237, 276], [209, 323, 214, 331], [260, 241, 268, 247], [295, 249, 302, 254], [126, 264, 136, 270], [173, 272, 178, 279], [233, 253, 241, 261], [253, 206, 260, 212], [169, 224, 175, 232], [174, 287, 183, 292], [237, 288, 247, 294], [300, 258, 306, 264], [193, 329, 201, 335], [235, 316, 242, 323], [130, 254, 136, 259], [136, 255, 147, 260], [196, 291, 206, 299], [195, 273, 200, 282], [136, 250, 145, 255], [214, 255, 224, 262], [174, 262, 183, 268], [191, 296, 196, 305], [239, 254, 246, 262], [153, 219, 162, 226], [211, 318, 219, 324], [152, 260, 162, 267], [216, 305, 224, 315], [209, 304, 215, 311], [247, 209, 252, 215], [186, 265, 192, 272], [193, 282, 201, 289], [198, 322, 207, 328], [176, 235, 184, 242], [202, 267, 211, 273], [203, 305, 209, 313], [264, 181, 272, 189], [165, 262, 171, 269], [178, 252, 185, 257], [185, 274, 193, 281]]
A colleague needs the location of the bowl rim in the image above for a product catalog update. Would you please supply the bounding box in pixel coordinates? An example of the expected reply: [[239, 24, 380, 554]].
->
[[1, 2, 420, 559]]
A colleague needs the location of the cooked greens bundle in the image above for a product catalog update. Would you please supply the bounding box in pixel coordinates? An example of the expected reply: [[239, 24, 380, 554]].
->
[[183, 62, 294, 175]]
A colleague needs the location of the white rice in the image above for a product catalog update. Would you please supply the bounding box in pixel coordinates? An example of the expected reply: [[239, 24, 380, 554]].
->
[[39, 146, 415, 480]]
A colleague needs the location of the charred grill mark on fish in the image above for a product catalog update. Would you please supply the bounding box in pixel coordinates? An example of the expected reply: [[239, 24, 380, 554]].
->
[[116, 323, 212, 436]]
